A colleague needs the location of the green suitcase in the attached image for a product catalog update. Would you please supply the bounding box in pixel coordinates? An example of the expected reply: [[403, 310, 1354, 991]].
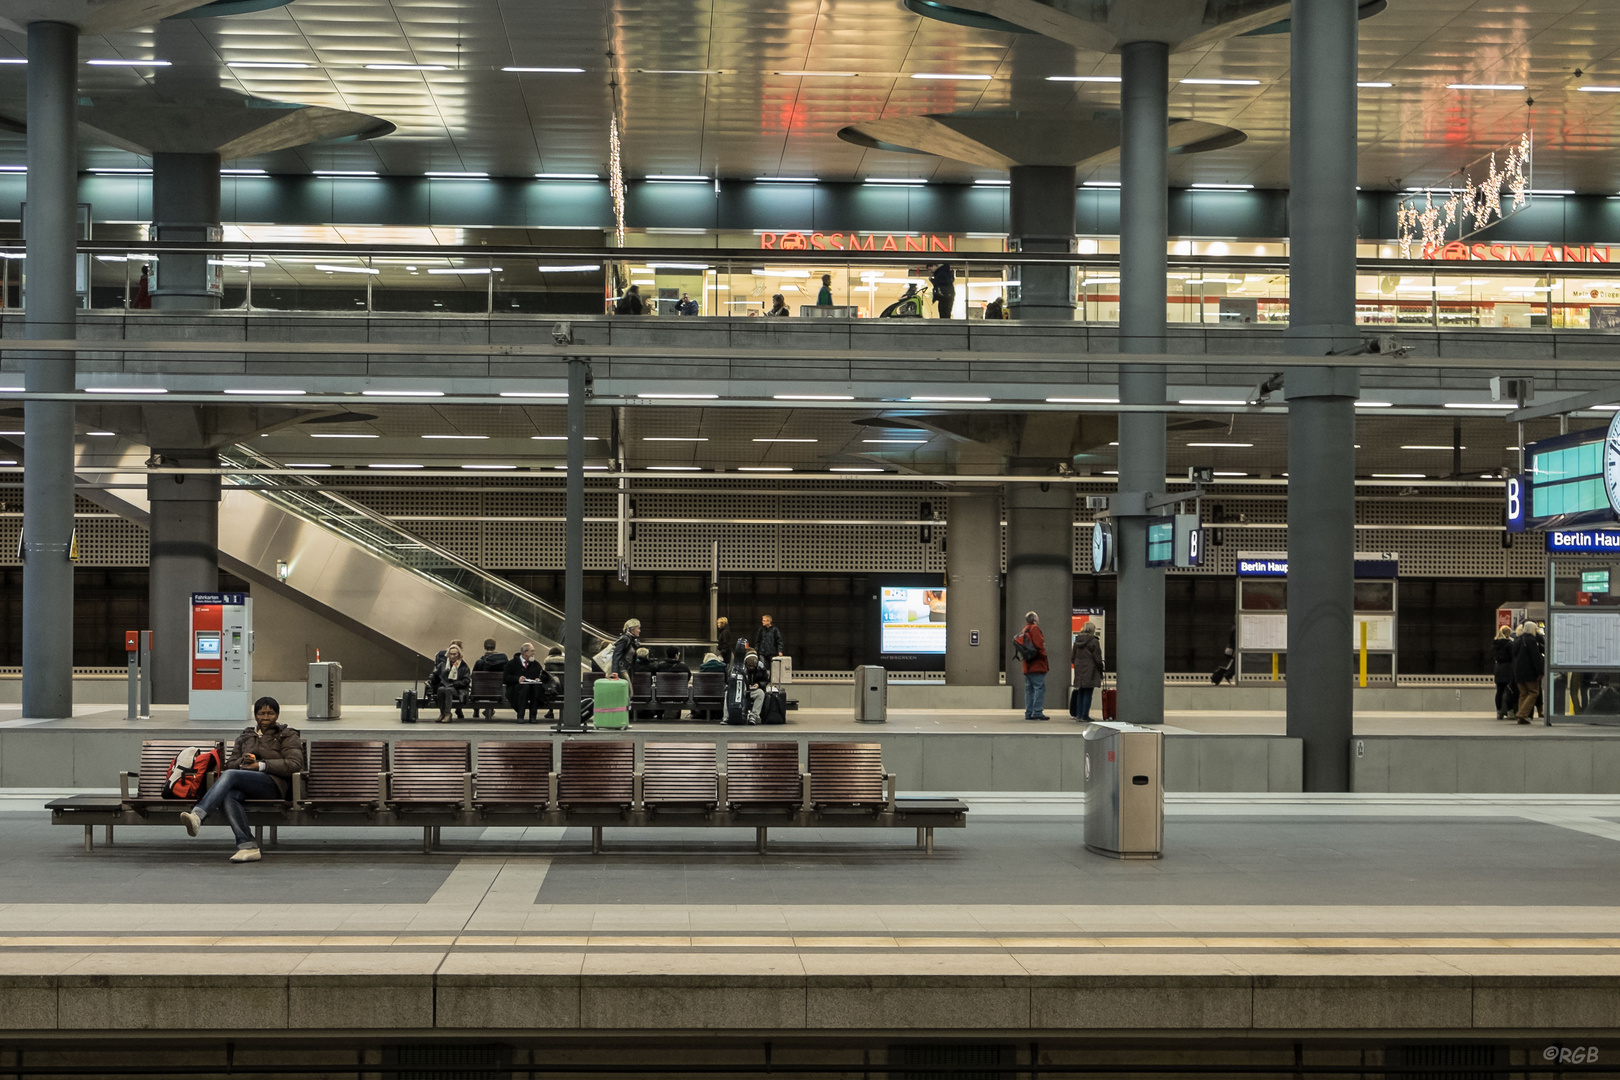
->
[[592, 675, 631, 729]]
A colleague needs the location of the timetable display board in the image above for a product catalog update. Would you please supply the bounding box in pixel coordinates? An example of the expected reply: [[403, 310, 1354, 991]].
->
[[1550, 610, 1620, 669], [1522, 427, 1617, 530]]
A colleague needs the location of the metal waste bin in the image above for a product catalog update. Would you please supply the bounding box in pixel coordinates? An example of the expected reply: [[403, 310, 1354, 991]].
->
[[307, 661, 343, 720], [853, 664, 887, 722], [1083, 721, 1163, 859]]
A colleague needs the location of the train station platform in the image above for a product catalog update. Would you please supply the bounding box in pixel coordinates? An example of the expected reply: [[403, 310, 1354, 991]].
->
[[0, 792, 1616, 1042]]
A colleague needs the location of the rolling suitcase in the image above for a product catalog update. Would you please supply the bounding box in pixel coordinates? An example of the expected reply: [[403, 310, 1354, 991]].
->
[[593, 675, 631, 729], [723, 674, 750, 725], [399, 689, 419, 724], [760, 688, 787, 725], [1101, 687, 1117, 721], [1068, 687, 1080, 718]]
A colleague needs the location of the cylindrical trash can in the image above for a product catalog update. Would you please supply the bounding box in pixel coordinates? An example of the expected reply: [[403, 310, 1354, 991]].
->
[[1083, 721, 1163, 859], [853, 664, 887, 722], [307, 661, 343, 720]]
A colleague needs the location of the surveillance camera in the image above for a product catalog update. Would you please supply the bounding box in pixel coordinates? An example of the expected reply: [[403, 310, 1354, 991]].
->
[[1364, 335, 1412, 357], [1188, 466, 1215, 484], [552, 321, 573, 346], [144, 452, 165, 469]]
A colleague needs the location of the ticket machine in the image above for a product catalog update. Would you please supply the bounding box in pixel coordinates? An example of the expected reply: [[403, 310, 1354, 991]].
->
[[190, 592, 253, 721]]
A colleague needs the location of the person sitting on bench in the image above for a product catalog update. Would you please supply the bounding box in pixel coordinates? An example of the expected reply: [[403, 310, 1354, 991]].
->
[[504, 641, 550, 724], [632, 646, 655, 674], [699, 651, 727, 673], [178, 696, 303, 863], [428, 643, 472, 723], [741, 652, 771, 723], [472, 638, 509, 720]]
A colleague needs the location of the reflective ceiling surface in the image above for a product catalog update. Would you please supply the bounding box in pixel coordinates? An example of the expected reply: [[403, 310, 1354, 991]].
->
[[0, 1, 1614, 189]]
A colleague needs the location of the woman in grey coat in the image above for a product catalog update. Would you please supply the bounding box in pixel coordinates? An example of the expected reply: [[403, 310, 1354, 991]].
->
[[1071, 623, 1104, 722]]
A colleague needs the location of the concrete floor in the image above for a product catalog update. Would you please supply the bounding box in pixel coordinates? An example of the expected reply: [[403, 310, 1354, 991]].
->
[[4, 794, 1620, 979]]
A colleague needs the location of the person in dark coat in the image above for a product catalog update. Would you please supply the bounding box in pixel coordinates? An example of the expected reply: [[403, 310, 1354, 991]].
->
[[611, 619, 641, 677], [504, 641, 550, 724], [178, 696, 302, 862], [928, 262, 955, 319], [1071, 623, 1104, 722], [1492, 625, 1518, 719], [1211, 624, 1237, 685], [541, 645, 568, 720], [632, 646, 656, 674], [653, 647, 690, 719], [473, 638, 510, 719], [1512, 622, 1543, 723], [428, 644, 472, 722], [615, 284, 646, 315], [756, 615, 784, 670], [768, 293, 790, 316]]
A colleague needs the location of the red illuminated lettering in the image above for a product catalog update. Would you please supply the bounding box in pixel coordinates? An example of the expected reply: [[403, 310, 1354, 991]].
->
[[903, 235, 924, 252], [851, 235, 875, 251], [830, 233, 846, 250], [880, 235, 898, 251], [1566, 246, 1586, 262], [1490, 244, 1507, 260], [1509, 246, 1531, 261], [1541, 245, 1560, 261], [811, 232, 827, 250], [1594, 247, 1611, 263], [1440, 242, 1468, 260], [929, 235, 953, 252], [1471, 243, 1489, 260], [760, 233, 778, 249]]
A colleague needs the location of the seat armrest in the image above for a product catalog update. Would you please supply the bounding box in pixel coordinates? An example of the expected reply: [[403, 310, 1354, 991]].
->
[[800, 770, 813, 812], [462, 770, 474, 809], [377, 770, 391, 808], [291, 771, 305, 807], [547, 770, 558, 811], [885, 772, 897, 812], [633, 772, 643, 810], [118, 772, 136, 802]]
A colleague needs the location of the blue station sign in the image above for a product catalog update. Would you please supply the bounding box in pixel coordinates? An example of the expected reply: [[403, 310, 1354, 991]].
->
[[1545, 529, 1620, 553]]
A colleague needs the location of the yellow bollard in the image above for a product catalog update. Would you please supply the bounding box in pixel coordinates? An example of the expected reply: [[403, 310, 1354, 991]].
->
[[1359, 620, 1368, 688], [1271, 652, 1279, 682]]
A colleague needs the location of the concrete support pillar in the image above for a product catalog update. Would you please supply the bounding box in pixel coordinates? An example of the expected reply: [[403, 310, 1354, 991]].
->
[[22, 22, 79, 719], [945, 490, 1001, 685], [151, 152, 222, 310], [1113, 39, 1170, 726], [1009, 165, 1077, 320], [147, 455, 221, 704], [1004, 479, 1073, 713], [1286, 0, 1361, 790]]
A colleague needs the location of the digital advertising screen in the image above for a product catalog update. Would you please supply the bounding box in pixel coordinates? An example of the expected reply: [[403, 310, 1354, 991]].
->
[[879, 585, 947, 655]]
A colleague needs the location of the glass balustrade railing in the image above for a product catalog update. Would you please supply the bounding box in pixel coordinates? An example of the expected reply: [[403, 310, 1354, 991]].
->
[[219, 444, 613, 652], [2, 241, 1614, 330]]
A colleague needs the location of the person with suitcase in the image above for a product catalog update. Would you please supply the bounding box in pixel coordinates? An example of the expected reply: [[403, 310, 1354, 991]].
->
[[1069, 622, 1104, 723], [593, 673, 631, 730]]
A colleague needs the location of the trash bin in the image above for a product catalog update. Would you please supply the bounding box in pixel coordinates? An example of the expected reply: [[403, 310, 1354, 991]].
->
[[307, 661, 343, 720], [1083, 721, 1163, 859], [853, 664, 887, 723]]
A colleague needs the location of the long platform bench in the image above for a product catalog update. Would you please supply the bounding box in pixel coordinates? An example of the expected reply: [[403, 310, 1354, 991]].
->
[[46, 738, 967, 854]]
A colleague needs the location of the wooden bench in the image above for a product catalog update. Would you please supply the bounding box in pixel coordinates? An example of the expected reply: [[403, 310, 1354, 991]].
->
[[641, 742, 717, 813], [473, 740, 554, 813], [304, 740, 389, 811], [648, 672, 691, 719], [808, 742, 894, 812], [48, 735, 966, 856], [689, 671, 726, 718], [119, 740, 224, 812], [468, 670, 508, 719]]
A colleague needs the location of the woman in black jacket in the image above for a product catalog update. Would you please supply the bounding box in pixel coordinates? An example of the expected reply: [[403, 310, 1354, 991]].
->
[[1511, 623, 1544, 723], [428, 643, 472, 723], [1491, 625, 1517, 719]]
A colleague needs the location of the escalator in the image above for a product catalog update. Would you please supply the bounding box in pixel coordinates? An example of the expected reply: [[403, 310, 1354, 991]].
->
[[78, 439, 614, 665]]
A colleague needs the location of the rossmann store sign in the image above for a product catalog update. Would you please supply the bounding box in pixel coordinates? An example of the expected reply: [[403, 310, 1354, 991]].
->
[[1415, 241, 1614, 263], [760, 231, 958, 252]]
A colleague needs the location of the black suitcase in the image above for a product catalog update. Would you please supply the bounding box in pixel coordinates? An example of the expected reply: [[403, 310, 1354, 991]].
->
[[723, 674, 750, 725], [1068, 687, 1080, 718], [760, 688, 787, 725], [399, 689, 419, 724]]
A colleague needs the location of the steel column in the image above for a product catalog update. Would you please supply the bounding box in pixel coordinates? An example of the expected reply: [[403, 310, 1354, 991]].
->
[[1285, 0, 1362, 790], [147, 456, 222, 703], [561, 357, 588, 729], [1005, 478, 1073, 714], [1114, 39, 1170, 726], [22, 22, 79, 720], [945, 490, 1002, 685]]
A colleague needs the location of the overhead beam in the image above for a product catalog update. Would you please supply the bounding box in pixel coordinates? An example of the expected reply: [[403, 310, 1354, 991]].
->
[[1506, 386, 1620, 423]]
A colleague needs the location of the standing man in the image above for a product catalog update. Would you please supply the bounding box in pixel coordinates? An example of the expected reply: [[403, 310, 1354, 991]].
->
[[816, 273, 834, 307], [1014, 612, 1050, 721], [928, 262, 955, 319], [756, 614, 785, 673], [675, 291, 698, 315]]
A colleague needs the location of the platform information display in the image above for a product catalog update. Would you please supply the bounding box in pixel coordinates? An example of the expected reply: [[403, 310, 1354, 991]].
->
[[879, 586, 946, 654], [1551, 610, 1620, 668]]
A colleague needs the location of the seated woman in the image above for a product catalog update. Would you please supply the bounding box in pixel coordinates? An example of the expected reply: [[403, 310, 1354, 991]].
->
[[699, 651, 727, 673], [178, 696, 303, 863], [427, 643, 472, 723]]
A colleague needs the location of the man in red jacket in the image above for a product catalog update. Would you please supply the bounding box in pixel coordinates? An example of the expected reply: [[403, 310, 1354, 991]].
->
[[1015, 611, 1051, 721]]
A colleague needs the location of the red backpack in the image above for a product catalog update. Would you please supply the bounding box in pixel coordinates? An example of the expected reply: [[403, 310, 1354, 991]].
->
[[162, 746, 221, 800]]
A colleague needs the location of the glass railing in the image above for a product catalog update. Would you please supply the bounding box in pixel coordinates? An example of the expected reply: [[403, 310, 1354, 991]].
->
[[219, 443, 614, 652], [2, 240, 1617, 330]]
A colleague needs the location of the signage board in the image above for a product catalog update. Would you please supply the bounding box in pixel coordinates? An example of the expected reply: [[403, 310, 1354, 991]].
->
[[1583, 569, 1611, 593], [1505, 474, 1526, 533], [1236, 552, 1398, 577], [1520, 428, 1618, 531], [759, 231, 958, 252], [1545, 529, 1620, 553], [1145, 516, 1175, 568]]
